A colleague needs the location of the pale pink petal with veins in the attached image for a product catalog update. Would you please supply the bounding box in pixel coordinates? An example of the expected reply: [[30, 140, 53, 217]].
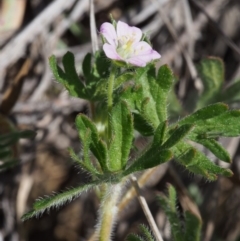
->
[[103, 44, 122, 61], [100, 23, 117, 47]]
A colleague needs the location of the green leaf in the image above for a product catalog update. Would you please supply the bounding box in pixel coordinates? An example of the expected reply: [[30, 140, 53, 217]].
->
[[154, 65, 174, 122], [94, 50, 111, 78], [162, 124, 194, 149], [173, 142, 232, 180], [0, 148, 11, 159], [136, 64, 173, 127], [178, 103, 228, 125], [126, 234, 145, 241], [197, 57, 224, 107], [21, 182, 97, 221], [189, 110, 240, 138], [192, 138, 231, 163], [82, 53, 92, 81], [108, 101, 134, 171], [219, 80, 240, 104], [158, 185, 202, 241], [119, 65, 173, 135], [0, 132, 18, 148], [133, 112, 154, 136], [123, 148, 172, 176], [184, 211, 201, 241], [158, 186, 184, 241], [153, 121, 167, 146], [139, 224, 155, 241], [49, 52, 86, 98], [0, 159, 18, 172], [68, 147, 95, 174], [75, 114, 108, 172], [134, 65, 160, 129], [0, 130, 36, 148]]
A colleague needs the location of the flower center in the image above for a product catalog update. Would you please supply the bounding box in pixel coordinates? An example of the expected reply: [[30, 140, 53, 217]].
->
[[116, 35, 135, 59]]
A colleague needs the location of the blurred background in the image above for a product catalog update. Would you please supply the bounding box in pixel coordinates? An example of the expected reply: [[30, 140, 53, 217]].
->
[[0, 0, 240, 240]]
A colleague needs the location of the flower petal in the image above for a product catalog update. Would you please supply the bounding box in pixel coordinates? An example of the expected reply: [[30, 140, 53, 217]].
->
[[103, 43, 122, 61], [127, 57, 147, 67], [133, 41, 153, 55], [100, 23, 117, 46], [128, 26, 142, 43], [117, 21, 142, 43], [117, 21, 131, 39]]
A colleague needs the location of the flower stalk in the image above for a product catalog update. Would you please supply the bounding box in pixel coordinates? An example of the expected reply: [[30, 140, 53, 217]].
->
[[98, 183, 122, 241]]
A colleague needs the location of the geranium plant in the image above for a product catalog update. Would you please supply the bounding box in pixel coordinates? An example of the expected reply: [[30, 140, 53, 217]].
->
[[22, 20, 240, 241]]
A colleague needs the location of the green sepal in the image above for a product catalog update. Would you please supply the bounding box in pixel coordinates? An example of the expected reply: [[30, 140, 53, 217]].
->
[[192, 138, 231, 163], [123, 148, 172, 176], [49, 52, 87, 98], [108, 101, 134, 172], [173, 142, 233, 180], [162, 124, 194, 149], [21, 182, 98, 221], [178, 103, 228, 125], [75, 114, 108, 172]]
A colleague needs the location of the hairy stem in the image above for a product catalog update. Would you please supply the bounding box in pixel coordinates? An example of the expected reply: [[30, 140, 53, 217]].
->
[[107, 64, 117, 145], [99, 183, 122, 241], [131, 176, 164, 241]]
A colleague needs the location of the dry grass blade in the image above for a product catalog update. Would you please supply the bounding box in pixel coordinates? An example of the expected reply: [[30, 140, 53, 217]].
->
[[90, 0, 99, 53], [131, 175, 164, 241]]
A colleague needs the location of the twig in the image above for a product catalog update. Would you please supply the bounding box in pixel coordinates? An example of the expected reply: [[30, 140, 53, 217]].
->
[[131, 0, 169, 25], [0, 0, 78, 78], [161, 0, 227, 66], [150, 0, 203, 92], [180, 0, 194, 57], [131, 176, 164, 241], [189, 0, 240, 58]]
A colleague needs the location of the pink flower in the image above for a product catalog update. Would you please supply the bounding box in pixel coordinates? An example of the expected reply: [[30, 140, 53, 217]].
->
[[100, 21, 161, 67]]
